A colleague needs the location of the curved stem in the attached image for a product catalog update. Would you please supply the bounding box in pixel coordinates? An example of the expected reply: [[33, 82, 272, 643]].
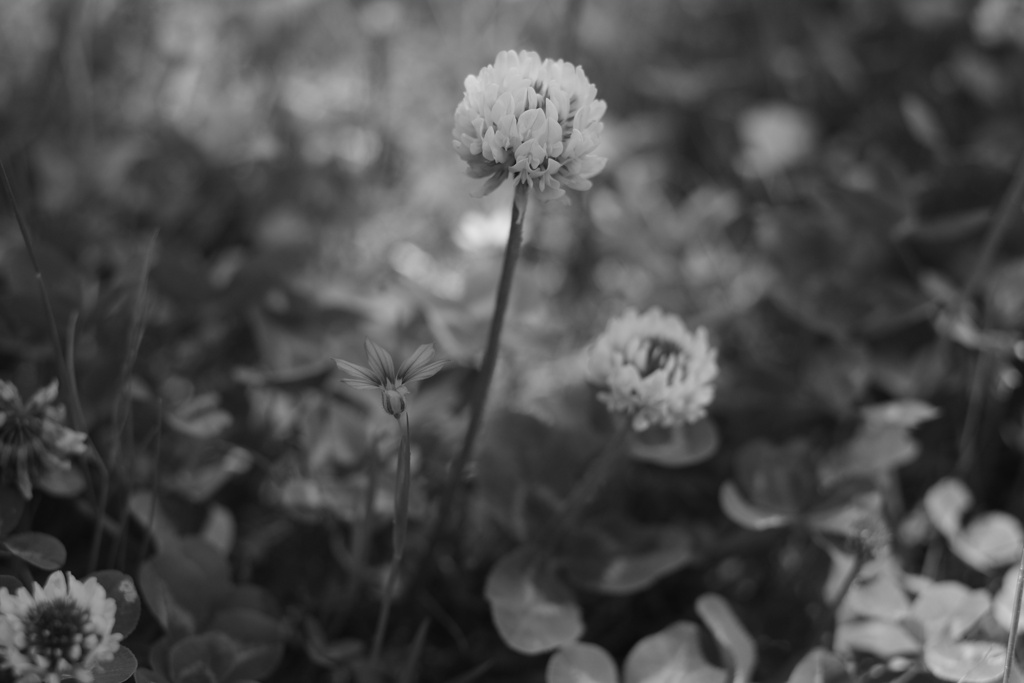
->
[[432, 184, 529, 548], [0, 162, 85, 430]]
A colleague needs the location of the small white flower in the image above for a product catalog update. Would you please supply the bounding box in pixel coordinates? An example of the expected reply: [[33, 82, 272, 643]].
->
[[0, 571, 122, 683], [587, 308, 718, 432], [0, 380, 87, 499], [452, 49, 607, 201]]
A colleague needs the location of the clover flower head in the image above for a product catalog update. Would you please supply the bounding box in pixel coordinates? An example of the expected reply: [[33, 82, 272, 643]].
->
[[0, 380, 87, 500], [335, 340, 447, 418], [587, 308, 718, 432], [0, 571, 122, 683], [452, 49, 607, 201]]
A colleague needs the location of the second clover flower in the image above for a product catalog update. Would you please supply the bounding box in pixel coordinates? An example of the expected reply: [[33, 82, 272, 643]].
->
[[452, 49, 607, 201], [587, 307, 719, 432]]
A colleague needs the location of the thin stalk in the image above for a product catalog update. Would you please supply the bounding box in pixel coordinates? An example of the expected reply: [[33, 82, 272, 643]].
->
[[371, 412, 413, 664], [1001, 543, 1024, 683], [370, 559, 400, 664], [399, 619, 431, 683], [0, 162, 84, 430], [337, 436, 381, 629], [432, 183, 529, 548], [964, 147, 1024, 299], [86, 448, 110, 573]]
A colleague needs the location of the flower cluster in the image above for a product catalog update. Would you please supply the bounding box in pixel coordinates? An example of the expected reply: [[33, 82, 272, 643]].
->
[[0, 571, 122, 683], [587, 308, 718, 432], [0, 380, 87, 499], [452, 49, 607, 201]]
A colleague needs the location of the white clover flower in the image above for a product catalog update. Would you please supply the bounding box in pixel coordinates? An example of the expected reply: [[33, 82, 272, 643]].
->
[[587, 308, 718, 432], [452, 49, 607, 201], [0, 380, 87, 500], [0, 571, 122, 683]]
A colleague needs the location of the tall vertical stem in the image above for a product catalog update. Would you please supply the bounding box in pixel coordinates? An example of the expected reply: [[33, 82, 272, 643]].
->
[[436, 185, 529, 532]]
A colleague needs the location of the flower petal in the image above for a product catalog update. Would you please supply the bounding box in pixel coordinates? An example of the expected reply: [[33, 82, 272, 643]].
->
[[27, 380, 59, 411], [397, 344, 436, 380], [402, 359, 447, 385], [334, 359, 382, 390], [364, 339, 396, 381]]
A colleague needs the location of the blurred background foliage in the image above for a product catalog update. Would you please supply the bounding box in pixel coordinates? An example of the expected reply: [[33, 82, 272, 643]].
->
[[3, 0, 1024, 681]]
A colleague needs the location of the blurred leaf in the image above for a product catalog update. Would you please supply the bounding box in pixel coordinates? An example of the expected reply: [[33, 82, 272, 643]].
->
[[924, 477, 973, 540], [695, 594, 757, 683], [786, 648, 852, 683], [923, 640, 1006, 683], [92, 646, 138, 683], [3, 532, 66, 570], [949, 513, 1024, 572], [986, 258, 1024, 328], [991, 565, 1024, 633], [200, 504, 237, 556], [818, 421, 920, 489], [485, 547, 584, 655], [134, 668, 171, 683], [834, 620, 920, 658], [34, 464, 88, 498], [166, 392, 233, 440], [910, 581, 990, 642], [138, 561, 197, 635], [0, 485, 25, 538], [93, 570, 142, 637], [627, 419, 719, 468], [128, 490, 182, 553], [564, 523, 699, 595], [719, 481, 794, 531], [623, 621, 727, 683], [547, 643, 619, 683], [167, 632, 238, 683]]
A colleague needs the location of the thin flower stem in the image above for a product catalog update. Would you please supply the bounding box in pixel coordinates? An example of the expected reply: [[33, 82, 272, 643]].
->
[[371, 412, 413, 665], [964, 146, 1024, 300], [1001, 542, 1024, 683], [0, 162, 85, 431], [432, 184, 529, 547], [371, 558, 400, 664], [87, 448, 110, 573]]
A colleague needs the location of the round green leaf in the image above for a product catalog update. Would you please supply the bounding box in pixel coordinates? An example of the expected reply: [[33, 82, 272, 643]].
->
[[719, 482, 793, 531], [485, 547, 584, 655], [949, 512, 1024, 572], [910, 581, 990, 642], [695, 594, 757, 683], [624, 621, 728, 683], [3, 532, 66, 570], [627, 419, 719, 468], [548, 642, 619, 683], [923, 640, 1006, 683], [92, 646, 138, 683], [92, 570, 142, 637], [923, 477, 972, 541], [786, 648, 852, 683]]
